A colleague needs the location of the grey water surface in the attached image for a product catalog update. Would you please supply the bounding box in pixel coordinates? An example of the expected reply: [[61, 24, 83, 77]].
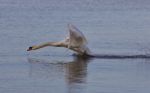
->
[[0, 0, 150, 93]]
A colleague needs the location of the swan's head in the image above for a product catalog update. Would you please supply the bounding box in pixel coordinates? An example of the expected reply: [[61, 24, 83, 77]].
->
[[27, 46, 36, 51]]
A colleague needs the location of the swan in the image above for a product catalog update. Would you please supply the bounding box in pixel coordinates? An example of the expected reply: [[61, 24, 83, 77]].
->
[[27, 24, 91, 56], [27, 24, 150, 58]]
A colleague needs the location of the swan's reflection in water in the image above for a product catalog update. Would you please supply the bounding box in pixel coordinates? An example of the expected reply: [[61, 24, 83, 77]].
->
[[28, 56, 91, 93], [64, 57, 90, 93]]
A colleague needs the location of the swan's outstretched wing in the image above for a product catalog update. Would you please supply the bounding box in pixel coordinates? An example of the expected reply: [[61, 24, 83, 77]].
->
[[67, 24, 88, 48]]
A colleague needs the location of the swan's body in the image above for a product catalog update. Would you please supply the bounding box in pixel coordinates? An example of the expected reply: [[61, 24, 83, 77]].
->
[[27, 24, 91, 56]]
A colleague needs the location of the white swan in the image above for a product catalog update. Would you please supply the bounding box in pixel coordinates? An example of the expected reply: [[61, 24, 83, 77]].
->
[[27, 24, 91, 56], [27, 24, 150, 58]]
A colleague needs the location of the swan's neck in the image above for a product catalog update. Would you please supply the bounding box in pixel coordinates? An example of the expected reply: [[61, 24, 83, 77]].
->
[[30, 42, 91, 56], [32, 42, 67, 50]]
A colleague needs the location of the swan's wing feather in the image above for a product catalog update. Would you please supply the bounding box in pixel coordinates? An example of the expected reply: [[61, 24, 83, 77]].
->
[[68, 24, 87, 48]]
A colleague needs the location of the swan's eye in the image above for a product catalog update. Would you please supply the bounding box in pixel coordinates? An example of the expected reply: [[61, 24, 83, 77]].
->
[[27, 46, 33, 51], [29, 47, 33, 50]]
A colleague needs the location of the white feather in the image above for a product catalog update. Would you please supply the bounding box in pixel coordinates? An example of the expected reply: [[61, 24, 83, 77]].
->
[[67, 24, 87, 48]]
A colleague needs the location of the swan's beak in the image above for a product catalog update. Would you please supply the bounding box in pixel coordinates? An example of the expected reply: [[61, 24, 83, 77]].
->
[[27, 47, 33, 51]]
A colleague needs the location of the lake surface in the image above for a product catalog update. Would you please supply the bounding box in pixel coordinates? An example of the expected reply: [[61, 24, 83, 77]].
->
[[0, 0, 150, 93]]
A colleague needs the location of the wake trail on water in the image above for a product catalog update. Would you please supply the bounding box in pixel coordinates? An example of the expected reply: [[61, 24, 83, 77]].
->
[[74, 53, 150, 59]]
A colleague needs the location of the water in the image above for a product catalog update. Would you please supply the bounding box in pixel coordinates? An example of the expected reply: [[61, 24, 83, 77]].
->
[[0, 0, 150, 93]]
